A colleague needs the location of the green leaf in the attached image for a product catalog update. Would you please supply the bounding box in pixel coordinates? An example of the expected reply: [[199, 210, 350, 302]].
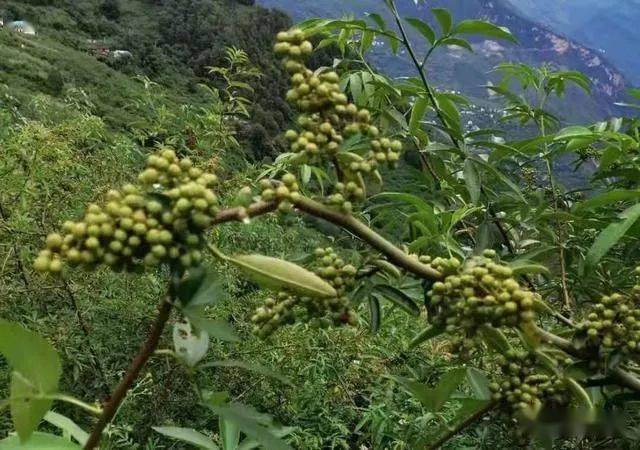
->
[[508, 260, 550, 276], [479, 326, 512, 353], [0, 320, 62, 442], [463, 159, 481, 204], [177, 267, 208, 305], [452, 20, 516, 42], [153, 426, 219, 449], [565, 377, 595, 420], [200, 360, 291, 385], [368, 295, 381, 333], [0, 432, 82, 449], [187, 274, 228, 308], [184, 310, 241, 343], [438, 37, 473, 52], [409, 325, 445, 349], [43, 412, 87, 446], [422, 399, 491, 448], [229, 254, 337, 298], [431, 8, 452, 35], [553, 125, 594, 141], [220, 416, 240, 450], [366, 12, 386, 30], [360, 30, 374, 54], [470, 156, 525, 201], [207, 404, 293, 450], [582, 203, 640, 273], [371, 192, 434, 215], [466, 368, 491, 400], [372, 285, 420, 316], [573, 190, 640, 213], [405, 18, 435, 44], [393, 368, 466, 412], [409, 97, 429, 133]]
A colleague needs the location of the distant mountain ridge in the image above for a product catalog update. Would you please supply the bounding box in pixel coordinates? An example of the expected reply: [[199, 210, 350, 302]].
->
[[505, 0, 640, 85], [258, 0, 630, 121]]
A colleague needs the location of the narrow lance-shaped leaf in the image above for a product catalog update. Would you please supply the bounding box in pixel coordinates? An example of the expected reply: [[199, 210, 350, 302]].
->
[[405, 18, 435, 45], [200, 360, 291, 385], [373, 284, 420, 316], [409, 324, 445, 349], [479, 325, 512, 353], [431, 8, 452, 34], [0, 432, 82, 449], [463, 159, 481, 204], [368, 294, 381, 333], [43, 412, 88, 446], [153, 426, 219, 450], [452, 20, 516, 43], [582, 203, 640, 273], [229, 254, 337, 298], [409, 96, 429, 133]]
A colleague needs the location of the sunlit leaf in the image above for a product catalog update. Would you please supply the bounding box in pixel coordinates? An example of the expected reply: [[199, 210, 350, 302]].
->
[[453, 20, 516, 42], [0, 320, 62, 441], [229, 254, 337, 298], [405, 18, 435, 45], [0, 432, 81, 449], [431, 8, 452, 35], [582, 203, 640, 273], [200, 360, 291, 385], [153, 426, 219, 449], [43, 412, 87, 446]]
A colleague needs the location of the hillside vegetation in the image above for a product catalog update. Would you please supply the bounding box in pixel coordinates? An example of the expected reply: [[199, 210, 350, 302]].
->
[[1, 1, 640, 450]]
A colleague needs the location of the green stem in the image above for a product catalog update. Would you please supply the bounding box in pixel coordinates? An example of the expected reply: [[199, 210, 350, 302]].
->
[[425, 400, 497, 450], [210, 199, 442, 280], [293, 196, 442, 280], [533, 325, 640, 391], [388, 2, 461, 150]]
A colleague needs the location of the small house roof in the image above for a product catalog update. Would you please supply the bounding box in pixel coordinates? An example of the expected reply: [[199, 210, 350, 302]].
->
[[7, 20, 36, 35]]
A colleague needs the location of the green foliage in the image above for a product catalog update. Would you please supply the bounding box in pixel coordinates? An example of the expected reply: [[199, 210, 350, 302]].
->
[[3, 1, 640, 449]]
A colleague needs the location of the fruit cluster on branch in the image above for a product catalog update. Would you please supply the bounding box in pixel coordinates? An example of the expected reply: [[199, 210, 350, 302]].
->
[[250, 247, 358, 338], [275, 29, 403, 214], [34, 149, 219, 273], [489, 350, 569, 416], [576, 270, 640, 355], [426, 251, 538, 350]]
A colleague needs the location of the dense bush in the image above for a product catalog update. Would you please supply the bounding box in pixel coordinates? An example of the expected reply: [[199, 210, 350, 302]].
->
[[2, 1, 640, 450]]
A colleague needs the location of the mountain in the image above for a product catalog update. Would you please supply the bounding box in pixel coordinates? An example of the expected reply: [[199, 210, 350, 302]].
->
[[505, 0, 640, 85], [258, 0, 630, 122]]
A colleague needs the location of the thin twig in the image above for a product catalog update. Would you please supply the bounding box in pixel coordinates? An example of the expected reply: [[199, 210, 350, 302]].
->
[[83, 277, 178, 449]]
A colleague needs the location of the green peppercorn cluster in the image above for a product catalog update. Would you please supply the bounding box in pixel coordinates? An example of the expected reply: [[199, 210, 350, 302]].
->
[[33, 149, 219, 273], [250, 291, 355, 339], [489, 350, 568, 415], [274, 28, 403, 213], [577, 274, 640, 355], [312, 247, 357, 296], [259, 173, 300, 213], [250, 247, 358, 338], [426, 251, 537, 339]]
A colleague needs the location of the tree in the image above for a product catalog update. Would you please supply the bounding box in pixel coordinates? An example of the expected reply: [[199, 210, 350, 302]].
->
[[100, 0, 120, 21]]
